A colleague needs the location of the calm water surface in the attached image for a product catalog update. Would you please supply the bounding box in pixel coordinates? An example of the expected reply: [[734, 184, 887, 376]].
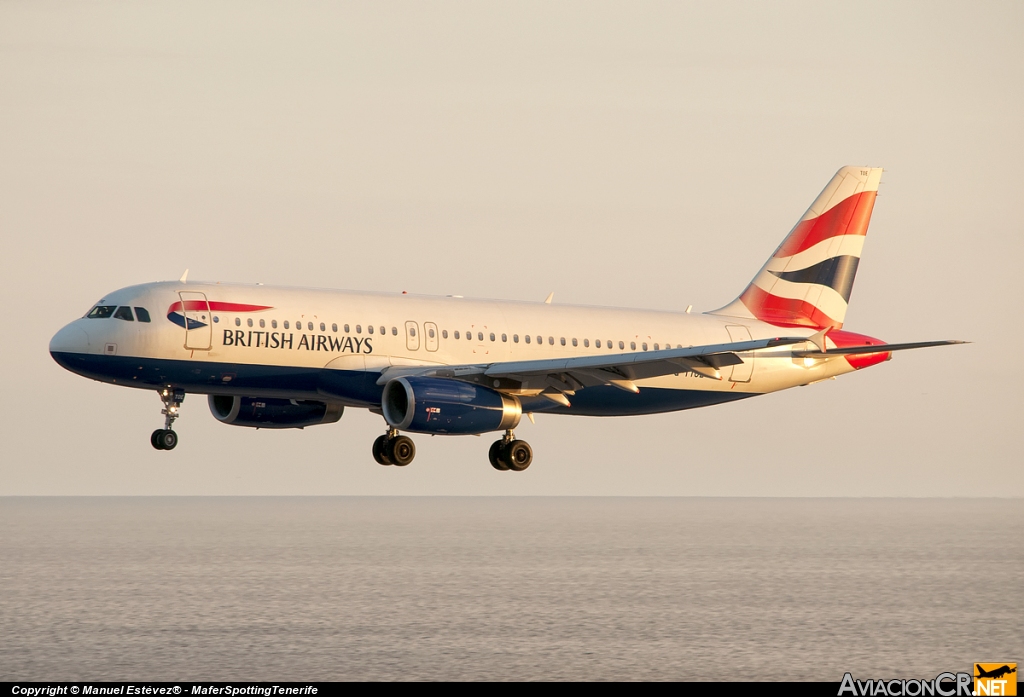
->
[[1, 497, 1020, 681]]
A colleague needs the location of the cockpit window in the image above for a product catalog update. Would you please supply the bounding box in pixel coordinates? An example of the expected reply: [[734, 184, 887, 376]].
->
[[113, 306, 135, 321], [87, 306, 116, 319], [135, 307, 151, 322]]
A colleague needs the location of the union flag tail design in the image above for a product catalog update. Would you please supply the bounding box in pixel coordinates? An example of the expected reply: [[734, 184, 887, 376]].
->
[[712, 166, 883, 329]]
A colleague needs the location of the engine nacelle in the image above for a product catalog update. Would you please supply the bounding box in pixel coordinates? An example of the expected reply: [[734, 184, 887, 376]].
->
[[381, 376, 521, 435], [208, 395, 344, 429]]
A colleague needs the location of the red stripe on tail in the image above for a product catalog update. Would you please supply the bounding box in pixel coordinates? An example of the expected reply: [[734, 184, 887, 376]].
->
[[774, 190, 877, 258], [739, 284, 841, 330]]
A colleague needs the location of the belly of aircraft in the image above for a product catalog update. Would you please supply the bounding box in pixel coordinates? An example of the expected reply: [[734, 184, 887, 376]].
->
[[50, 352, 761, 417]]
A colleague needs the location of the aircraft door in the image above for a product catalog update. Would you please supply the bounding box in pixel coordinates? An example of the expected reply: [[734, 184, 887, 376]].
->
[[405, 321, 420, 351], [424, 322, 438, 352], [179, 291, 213, 351], [726, 325, 753, 382]]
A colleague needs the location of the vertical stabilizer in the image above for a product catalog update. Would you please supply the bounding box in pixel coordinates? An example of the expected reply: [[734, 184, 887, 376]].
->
[[711, 166, 883, 329]]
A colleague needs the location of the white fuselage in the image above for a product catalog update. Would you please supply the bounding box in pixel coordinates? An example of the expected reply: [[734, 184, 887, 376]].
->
[[50, 281, 863, 417]]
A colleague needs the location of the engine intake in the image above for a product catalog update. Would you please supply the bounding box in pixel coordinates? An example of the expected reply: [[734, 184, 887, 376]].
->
[[381, 376, 521, 435], [208, 395, 343, 429]]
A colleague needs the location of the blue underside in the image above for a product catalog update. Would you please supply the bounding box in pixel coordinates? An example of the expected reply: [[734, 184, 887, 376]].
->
[[51, 352, 757, 417]]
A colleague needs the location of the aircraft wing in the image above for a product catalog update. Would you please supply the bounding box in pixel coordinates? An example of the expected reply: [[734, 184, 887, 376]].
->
[[376, 336, 809, 396]]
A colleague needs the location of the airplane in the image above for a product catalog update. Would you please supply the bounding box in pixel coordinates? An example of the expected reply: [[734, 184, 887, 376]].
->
[[976, 665, 1016, 680], [49, 166, 964, 471]]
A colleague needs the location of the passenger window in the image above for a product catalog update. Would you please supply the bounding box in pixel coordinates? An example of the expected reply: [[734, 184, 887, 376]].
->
[[273, 320, 278, 329], [654, 343, 659, 350], [213, 316, 220, 323], [344, 324, 350, 333], [560, 337, 565, 346], [259, 319, 265, 328], [467, 331, 472, 341], [525, 335, 531, 344], [643, 343, 648, 351], [536, 336, 542, 345], [321, 322, 326, 332], [584, 339, 590, 347], [368, 325, 374, 334], [307, 322, 313, 331], [607, 340, 613, 349], [235, 317, 241, 327], [247, 318, 253, 328], [86, 305, 116, 318], [442, 330, 448, 339], [630, 341, 636, 350], [284, 320, 290, 329], [113, 306, 134, 321], [513, 334, 519, 343], [380, 326, 385, 335], [489, 332, 495, 342], [618, 341, 624, 350], [356, 325, 362, 333], [477, 332, 484, 341], [430, 328, 436, 338], [595, 339, 601, 348], [454, 331, 460, 339], [501, 333, 507, 342], [410, 327, 417, 337], [572, 338, 577, 347], [134, 307, 151, 322], [331, 323, 336, 332], [391, 327, 398, 336]]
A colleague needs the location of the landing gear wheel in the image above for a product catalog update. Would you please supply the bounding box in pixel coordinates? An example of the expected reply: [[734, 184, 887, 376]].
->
[[153, 388, 184, 451], [387, 435, 416, 467], [154, 429, 178, 451], [489, 440, 509, 471], [503, 440, 532, 471], [372, 435, 392, 465]]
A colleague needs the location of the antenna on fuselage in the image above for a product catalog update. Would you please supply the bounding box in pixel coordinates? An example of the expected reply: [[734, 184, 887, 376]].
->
[[544, 292, 554, 304], [179, 269, 189, 283]]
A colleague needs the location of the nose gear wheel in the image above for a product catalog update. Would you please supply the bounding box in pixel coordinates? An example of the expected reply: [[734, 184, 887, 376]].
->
[[151, 388, 184, 450]]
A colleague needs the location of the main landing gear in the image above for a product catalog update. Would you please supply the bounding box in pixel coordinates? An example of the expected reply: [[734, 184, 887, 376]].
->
[[151, 387, 184, 451], [372, 428, 416, 467], [489, 430, 533, 472], [370, 428, 533, 471]]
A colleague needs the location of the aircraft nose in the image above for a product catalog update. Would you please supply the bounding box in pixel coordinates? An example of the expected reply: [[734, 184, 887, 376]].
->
[[49, 322, 91, 354]]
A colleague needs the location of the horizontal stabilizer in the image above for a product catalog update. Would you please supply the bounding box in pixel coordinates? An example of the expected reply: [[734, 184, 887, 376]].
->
[[791, 339, 967, 358]]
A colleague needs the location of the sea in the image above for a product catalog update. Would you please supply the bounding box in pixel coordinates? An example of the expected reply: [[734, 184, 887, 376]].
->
[[1, 497, 1020, 681]]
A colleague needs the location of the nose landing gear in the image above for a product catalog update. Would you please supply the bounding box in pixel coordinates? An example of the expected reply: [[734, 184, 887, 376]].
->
[[151, 387, 184, 450], [489, 430, 532, 471], [372, 428, 416, 466]]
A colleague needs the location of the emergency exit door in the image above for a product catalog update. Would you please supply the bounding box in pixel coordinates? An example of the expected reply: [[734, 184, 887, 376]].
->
[[405, 321, 420, 351]]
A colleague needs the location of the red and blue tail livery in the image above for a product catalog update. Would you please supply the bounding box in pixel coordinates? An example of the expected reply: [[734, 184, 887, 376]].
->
[[49, 166, 964, 469], [713, 166, 880, 330]]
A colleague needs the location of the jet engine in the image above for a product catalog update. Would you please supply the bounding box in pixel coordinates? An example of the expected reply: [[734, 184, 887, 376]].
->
[[381, 376, 521, 435], [208, 395, 344, 429]]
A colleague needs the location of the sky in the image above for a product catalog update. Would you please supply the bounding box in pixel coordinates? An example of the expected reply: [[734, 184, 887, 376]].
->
[[1, 1, 1021, 496]]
